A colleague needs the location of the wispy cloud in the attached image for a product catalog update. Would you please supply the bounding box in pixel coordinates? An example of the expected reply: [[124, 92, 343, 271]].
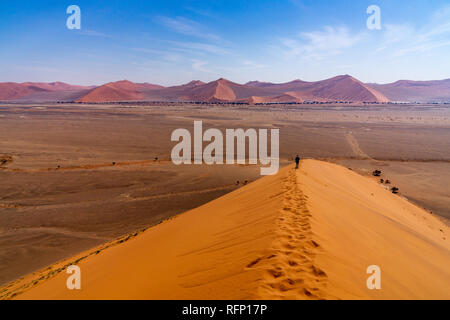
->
[[153, 16, 231, 58], [155, 16, 220, 41], [279, 26, 364, 60], [132, 47, 166, 55], [75, 29, 111, 38], [289, 0, 308, 10], [132, 47, 183, 62], [185, 6, 230, 23], [242, 60, 266, 69], [185, 7, 215, 19], [382, 24, 415, 44], [168, 41, 230, 55], [191, 59, 211, 73], [13, 65, 63, 73], [378, 5, 450, 57]]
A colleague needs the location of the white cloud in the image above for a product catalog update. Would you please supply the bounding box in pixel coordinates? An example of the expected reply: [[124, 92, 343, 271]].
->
[[379, 6, 450, 57], [392, 40, 450, 58], [192, 60, 211, 73], [168, 41, 230, 55], [242, 60, 266, 68], [280, 26, 364, 60], [152, 16, 232, 58], [132, 47, 183, 62], [76, 29, 111, 38], [156, 16, 220, 41], [382, 24, 415, 44]]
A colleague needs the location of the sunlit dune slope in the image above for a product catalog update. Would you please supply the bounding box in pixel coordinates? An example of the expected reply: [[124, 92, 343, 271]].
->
[[6, 160, 449, 300]]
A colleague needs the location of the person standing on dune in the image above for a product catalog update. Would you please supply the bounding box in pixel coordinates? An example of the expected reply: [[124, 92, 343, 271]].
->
[[295, 155, 300, 169]]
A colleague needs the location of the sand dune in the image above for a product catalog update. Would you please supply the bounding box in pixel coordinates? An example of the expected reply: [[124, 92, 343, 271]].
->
[[243, 75, 389, 103], [189, 78, 238, 102], [368, 79, 450, 103], [0, 82, 93, 101], [3, 160, 449, 300], [3, 76, 450, 103], [77, 80, 164, 103], [79, 75, 389, 103]]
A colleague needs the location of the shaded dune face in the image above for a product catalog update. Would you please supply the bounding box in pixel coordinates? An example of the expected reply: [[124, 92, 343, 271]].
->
[[4, 160, 449, 300], [79, 83, 143, 102], [189, 78, 237, 102], [307, 75, 389, 102], [77, 80, 165, 103]]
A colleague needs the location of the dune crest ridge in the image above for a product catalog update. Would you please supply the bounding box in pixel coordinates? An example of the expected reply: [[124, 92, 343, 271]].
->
[[3, 160, 449, 300]]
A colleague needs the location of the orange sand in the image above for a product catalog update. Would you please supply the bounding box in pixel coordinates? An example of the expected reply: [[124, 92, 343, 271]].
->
[[5, 160, 449, 300]]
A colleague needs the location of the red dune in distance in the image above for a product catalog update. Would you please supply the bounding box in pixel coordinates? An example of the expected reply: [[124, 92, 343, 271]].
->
[[143, 78, 269, 103], [303, 75, 389, 102], [368, 79, 450, 103], [244, 75, 389, 103], [77, 75, 389, 103], [0, 82, 93, 101], [184, 78, 237, 102], [77, 80, 165, 103], [2, 75, 450, 103]]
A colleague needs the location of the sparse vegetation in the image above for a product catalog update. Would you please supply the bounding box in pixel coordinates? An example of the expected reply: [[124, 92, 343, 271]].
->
[[0, 155, 13, 166], [391, 187, 399, 194], [372, 170, 381, 177]]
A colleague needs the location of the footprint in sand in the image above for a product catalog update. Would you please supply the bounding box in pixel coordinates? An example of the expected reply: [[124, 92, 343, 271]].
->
[[249, 168, 328, 299]]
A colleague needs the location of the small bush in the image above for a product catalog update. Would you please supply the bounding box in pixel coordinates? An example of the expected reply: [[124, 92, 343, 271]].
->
[[372, 170, 381, 177]]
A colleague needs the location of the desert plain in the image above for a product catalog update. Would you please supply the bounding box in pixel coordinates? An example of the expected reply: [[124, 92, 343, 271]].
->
[[0, 102, 449, 299]]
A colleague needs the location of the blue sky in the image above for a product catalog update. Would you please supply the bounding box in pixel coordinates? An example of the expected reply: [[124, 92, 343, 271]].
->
[[1, 0, 450, 85]]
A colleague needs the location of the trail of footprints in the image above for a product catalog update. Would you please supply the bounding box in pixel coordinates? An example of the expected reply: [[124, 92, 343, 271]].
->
[[248, 168, 328, 299]]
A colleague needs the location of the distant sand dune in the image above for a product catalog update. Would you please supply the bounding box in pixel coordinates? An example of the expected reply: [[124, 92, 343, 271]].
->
[[3, 160, 449, 300]]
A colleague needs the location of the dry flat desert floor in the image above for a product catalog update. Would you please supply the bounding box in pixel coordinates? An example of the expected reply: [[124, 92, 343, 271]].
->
[[0, 103, 449, 299]]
